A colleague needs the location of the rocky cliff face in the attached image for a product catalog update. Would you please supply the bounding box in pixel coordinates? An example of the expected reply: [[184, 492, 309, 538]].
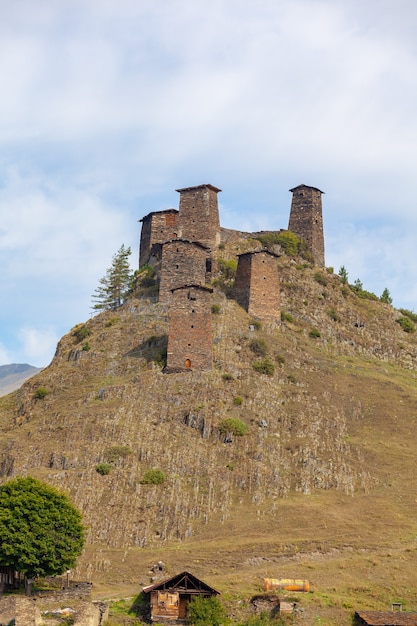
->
[[1, 248, 417, 612]]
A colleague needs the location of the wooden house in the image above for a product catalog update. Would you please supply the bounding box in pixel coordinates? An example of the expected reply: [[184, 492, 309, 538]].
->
[[143, 571, 219, 622], [354, 610, 417, 625]]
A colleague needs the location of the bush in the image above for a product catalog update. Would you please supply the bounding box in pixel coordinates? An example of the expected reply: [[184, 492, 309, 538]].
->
[[222, 373, 234, 381], [281, 311, 294, 323], [309, 328, 321, 338], [96, 463, 111, 475], [314, 271, 327, 286], [255, 230, 302, 257], [33, 387, 49, 399], [104, 445, 132, 463], [73, 325, 91, 343], [249, 338, 267, 356], [141, 468, 166, 484], [327, 308, 340, 322], [233, 396, 243, 406], [217, 258, 238, 280], [82, 342, 91, 351], [396, 316, 415, 333], [398, 308, 417, 323], [252, 357, 275, 376], [187, 595, 228, 626], [211, 304, 221, 314], [219, 417, 247, 436]]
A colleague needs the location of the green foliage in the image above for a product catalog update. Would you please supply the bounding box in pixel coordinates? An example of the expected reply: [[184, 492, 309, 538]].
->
[[255, 230, 302, 257], [33, 387, 49, 399], [380, 288, 393, 304], [275, 353, 285, 365], [396, 316, 415, 333], [237, 612, 279, 626], [96, 463, 112, 475], [327, 308, 340, 322], [398, 308, 417, 322], [353, 278, 363, 290], [314, 271, 328, 286], [82, 342, 90, 351], [104, 445, 132, 463], [252, 357, 275, 376], [338, 265, 349, 284], [233, 396, 243, 406], [105, 316, 121, 327], [211, 304, 221, 314], [72, 325, 91, 343], [309, 327, 321, 338], [0, 477, 84, 579], [222, 373, 234, 381], [249, 338, 267, 356], [281, 311, 294, 323], [217, 258, 238, 280], [350, 282, 379, 301], [92, 244, 133, 311], [187, 595, 228, 626], [140, 468, 166, 484], [219, 417, 248, 436]]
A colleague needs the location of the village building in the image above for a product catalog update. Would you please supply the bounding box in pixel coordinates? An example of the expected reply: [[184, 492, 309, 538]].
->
[[175, 184, 221, 251], [139, 208, 179, 268], [288, 184, 325, 267], [354, 609, 417, 625], [166, 285, 213, 372], [158, 240, 209, 303], [143, 571, 219, 623], [234, 249, 280, 321]]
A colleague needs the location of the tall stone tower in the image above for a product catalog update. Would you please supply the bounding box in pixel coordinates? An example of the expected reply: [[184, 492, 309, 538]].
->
[[234, 250, 280, 321], [288, 184, 325, 267], [176, 184, 221, 250], [139, 209, 179, 267], [166, 285, 213, 372], [159, 240, 209, 303]]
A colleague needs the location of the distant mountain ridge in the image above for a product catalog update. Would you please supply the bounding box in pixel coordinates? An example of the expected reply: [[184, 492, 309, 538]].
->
[[0, 363, 42, 396]]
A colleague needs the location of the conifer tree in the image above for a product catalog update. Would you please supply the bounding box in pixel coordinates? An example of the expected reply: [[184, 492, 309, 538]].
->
[[380, 287, 393, 304], [92, 244, 133, 311]]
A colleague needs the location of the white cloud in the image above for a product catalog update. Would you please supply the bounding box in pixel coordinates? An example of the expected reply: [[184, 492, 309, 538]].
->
[[17, 327, 59, 368]]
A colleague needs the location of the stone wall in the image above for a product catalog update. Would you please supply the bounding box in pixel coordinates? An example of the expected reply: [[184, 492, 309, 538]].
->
[[139, 209, 179, 267], [159, 240, 208, 303], [176, 184, 221, 250], [0, 595, 107, 626], [288, 184, 325, 267], [234, 250, 280, 321], [166, 285, 213, 371]]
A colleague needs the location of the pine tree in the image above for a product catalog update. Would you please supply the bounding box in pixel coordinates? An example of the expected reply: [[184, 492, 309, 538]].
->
[[92, 244, 133, 311], [380, 287, 393, 304]]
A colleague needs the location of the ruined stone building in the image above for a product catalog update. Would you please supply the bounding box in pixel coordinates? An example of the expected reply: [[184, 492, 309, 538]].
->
[[138, 181, 325, 371]]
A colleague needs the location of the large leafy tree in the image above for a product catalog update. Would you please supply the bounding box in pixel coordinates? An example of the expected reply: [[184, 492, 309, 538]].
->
[[0, 477, 84, 580], [92, 244, 133, 311]]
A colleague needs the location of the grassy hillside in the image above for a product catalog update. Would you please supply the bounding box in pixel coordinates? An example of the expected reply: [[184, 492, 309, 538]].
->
[[1, 247, 417, 625]]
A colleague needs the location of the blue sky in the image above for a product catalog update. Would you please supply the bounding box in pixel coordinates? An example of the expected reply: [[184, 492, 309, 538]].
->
[[1, 0, 417, 367]]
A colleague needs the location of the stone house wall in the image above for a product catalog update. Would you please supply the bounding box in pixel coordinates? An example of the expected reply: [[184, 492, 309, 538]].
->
[[176, 184, 221, 251], [139, 209, 179, 267], [166, 285, 213, 372], [159, 240, 209, 303], [288, 184, 325, 267], [234, 250, 280, 321]]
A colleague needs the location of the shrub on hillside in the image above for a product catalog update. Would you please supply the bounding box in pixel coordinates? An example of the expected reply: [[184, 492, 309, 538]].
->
[[309, 328, 321, 338], [398, 308, 417, 323], [104, 445, 132, 463], [219, 417, 247, 436], [73, 325, 91, 343], [314, 271, 327, 286], [96, 463, 111, 475], [396, 316, 415, 333], [249, 338, 267, 356], [140, 468, 166, 485], [252, 357, 275, 376], [33, 387, 49, 400]]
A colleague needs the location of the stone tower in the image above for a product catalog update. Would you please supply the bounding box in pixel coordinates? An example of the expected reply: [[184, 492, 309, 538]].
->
[[234, 250, 280, 321], [288, 184, 325, 267], [176, 184, 221, 250], [166, 285, 213, 372], [139, 209, 179, 267], [159, 240, 209, 303]]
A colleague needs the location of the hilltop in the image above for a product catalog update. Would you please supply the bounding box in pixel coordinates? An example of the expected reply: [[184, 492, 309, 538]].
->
[[1, 238, 417, 625]]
